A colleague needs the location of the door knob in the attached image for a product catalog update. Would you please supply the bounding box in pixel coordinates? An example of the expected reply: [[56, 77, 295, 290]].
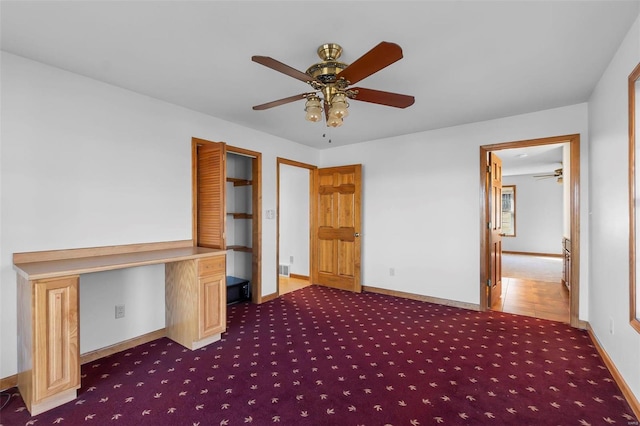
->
[[354, 232, 360, 237]]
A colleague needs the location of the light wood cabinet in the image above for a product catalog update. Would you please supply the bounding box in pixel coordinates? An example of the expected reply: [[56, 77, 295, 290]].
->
[[14, 242, 226, 415], [166, 255, 226, 349], [199, 275, 225, 338], [18, 275, 80, 415], [198, 256, 226, 338]]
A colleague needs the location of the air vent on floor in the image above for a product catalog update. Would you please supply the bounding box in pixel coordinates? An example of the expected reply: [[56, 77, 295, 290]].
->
[[279, 264, 290, 277]]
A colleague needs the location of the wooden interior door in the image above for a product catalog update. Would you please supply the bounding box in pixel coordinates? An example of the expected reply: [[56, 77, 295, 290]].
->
[[311, 164, 362, 292], [193, 138, 226, 249], [489, 152, 503, 308]]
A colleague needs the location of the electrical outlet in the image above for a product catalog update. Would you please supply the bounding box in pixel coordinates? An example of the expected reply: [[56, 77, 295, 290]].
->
[[609, 317, 614, 334], [290, 255, 294, 264], [389, 267, 395, 276], [115, 304, 125, 319]]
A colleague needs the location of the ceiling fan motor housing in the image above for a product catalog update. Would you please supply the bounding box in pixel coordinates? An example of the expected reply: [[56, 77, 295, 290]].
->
[[306, 61, 348, 84], [306, 43, 349, 85]]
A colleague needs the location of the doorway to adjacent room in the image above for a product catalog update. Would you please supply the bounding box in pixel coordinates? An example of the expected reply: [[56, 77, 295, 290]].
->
[[479, 134, 581, 327]]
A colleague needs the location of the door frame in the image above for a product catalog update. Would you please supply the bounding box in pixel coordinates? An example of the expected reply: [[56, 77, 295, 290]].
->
[[479, 134, 581, 327], [227, 145, 262, 303], [276, 158, 316, 294], [192, 139, 263, 304]]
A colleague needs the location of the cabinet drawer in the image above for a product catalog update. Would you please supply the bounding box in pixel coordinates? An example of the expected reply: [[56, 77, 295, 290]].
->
[[198, 256, 225, 277]]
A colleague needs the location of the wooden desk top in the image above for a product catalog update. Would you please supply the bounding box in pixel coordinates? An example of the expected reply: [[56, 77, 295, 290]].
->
[[14, 245, 225, 281]]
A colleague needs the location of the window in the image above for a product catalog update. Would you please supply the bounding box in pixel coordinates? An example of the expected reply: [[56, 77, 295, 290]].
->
[[501, 185, 516, 237]]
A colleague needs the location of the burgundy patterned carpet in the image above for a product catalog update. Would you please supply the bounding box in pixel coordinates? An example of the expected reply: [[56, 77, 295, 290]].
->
[[2, 286, 637, 425]]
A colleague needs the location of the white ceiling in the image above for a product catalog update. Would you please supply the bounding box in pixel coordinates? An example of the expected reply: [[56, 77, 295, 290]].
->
[[1, 1, 638, 150], [500, 144, 564, 177]]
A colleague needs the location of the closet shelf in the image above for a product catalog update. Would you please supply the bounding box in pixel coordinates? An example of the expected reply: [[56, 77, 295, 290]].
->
[[228, 245, 252, 253], [227, 212, 253, 219], [227, 177, 252, 187]]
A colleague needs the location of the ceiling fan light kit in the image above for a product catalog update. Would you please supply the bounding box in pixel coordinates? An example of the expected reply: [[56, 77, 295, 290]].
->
[[252, 41, 415, 128], [304, 95, 323, 122]]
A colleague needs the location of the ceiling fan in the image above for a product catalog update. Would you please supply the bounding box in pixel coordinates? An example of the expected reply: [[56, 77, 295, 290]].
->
[[534, 168, 563, 182], [251, 42, 415, 127]]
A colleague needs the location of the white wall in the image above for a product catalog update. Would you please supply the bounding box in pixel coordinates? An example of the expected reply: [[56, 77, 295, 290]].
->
[[320, 104, 590, 312], [279, 164, 310, 276], [0, 52, 319, 378], [588, 14, 640, 399], [502, 173, 564, 254]]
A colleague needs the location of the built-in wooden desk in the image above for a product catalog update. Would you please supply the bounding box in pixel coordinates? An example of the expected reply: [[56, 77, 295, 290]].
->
[[14, 240, 226, 416]]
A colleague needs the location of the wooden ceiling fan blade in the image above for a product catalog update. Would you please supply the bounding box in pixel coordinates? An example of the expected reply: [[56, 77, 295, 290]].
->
[[252, 93, 309, 110], [337, 42, 403, 85], [252, 56, 313, 83], [349, 87, 415, 108]]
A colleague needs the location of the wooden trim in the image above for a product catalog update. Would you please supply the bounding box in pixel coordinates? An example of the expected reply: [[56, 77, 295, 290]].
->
[[13, 240, 193, 264], [586, 323, 640, 419], [290, 273, 310, 280], [480, 146, 490, 313], [364, 285, 481, 311], [0, 374, 17, 391], [480, 134, 581, 328], [192, 139, 199, 246], [277, 157, 318, 170], [260, 292, 279, 303], [1, 330, 167, 390], [227, 145, 260, 158], [502, 251, 563, 258], [80, 329, 166, 365], [628, 63, 640, 333], [569, 135, 581, 329], [276, 158, 317, 296]]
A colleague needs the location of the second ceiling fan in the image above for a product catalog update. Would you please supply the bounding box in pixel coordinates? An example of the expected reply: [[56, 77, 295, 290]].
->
[[252, 41, 415, 127]]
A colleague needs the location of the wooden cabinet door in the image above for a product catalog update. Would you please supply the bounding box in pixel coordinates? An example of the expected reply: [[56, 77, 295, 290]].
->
[[311, 164, 362, 292], [199, 274, 226, 338], [33, 276, 80, 401], [193, 138, 227, 249]]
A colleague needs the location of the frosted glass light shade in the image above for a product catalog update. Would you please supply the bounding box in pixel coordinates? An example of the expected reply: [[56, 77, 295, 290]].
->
[[305, 96, 323, 122], [305, 106, 322, 122], [330, 93, 349, 119], [327, 116, 343, 127]]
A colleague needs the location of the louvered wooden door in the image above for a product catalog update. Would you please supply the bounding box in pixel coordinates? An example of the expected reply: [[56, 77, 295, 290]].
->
[[311, 165, 362, 292], [193, 138, 226, 249]]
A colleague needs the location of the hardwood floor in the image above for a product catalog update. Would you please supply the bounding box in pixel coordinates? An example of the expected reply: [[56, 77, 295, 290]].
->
[[492, 254, 570, 323], [279, 275, 311, 295]]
